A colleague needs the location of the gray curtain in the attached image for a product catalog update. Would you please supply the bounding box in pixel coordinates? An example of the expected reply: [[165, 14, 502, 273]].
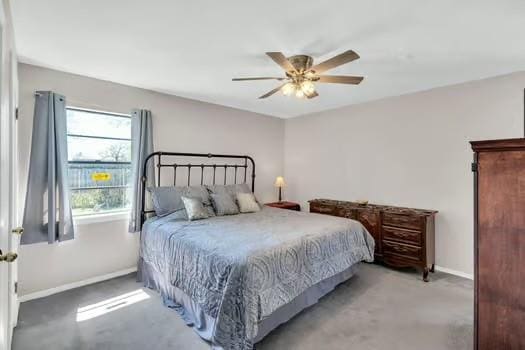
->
[[129, 109, 154, 233], [22, 91, 74, 244]]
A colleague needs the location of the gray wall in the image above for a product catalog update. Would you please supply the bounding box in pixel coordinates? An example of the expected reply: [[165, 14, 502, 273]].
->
[[18, 62, 525, 293], [17, 63, 284, 295], [284, 72, 525, 277]]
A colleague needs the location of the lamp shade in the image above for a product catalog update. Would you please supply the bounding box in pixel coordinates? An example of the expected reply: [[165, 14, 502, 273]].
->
[[274, 176, 286, 187]]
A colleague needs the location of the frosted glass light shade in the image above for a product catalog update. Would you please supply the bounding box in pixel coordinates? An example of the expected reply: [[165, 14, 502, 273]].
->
[[300, 81, 315, 95], [274, 176, 286, 187], [281, 83, 296, 96]]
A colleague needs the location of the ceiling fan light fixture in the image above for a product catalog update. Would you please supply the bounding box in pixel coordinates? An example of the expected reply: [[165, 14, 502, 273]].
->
[[295, 88, 305, 99], [304, 71, 316, 79], [234, 50, 363, 99], [281, 82, 296, 96], [300, 81, 315, 95]]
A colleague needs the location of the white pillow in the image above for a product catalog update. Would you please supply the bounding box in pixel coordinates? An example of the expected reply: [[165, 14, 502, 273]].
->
[[236, 193, 260, 213]]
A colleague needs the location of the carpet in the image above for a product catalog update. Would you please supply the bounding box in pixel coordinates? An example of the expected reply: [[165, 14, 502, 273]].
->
[[13, 263, 473, 350]]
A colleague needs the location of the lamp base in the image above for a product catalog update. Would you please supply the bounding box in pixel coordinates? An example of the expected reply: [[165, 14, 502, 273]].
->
[[278, 187, 282, 203]]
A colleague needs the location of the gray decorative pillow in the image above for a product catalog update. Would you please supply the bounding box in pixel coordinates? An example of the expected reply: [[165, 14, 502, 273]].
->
[[162, 209, 188, 221], [149, 186, 184, 217], [181, 196, 210, 221], [207, 183, 251, 197], [149, 185, 214, 217], [210, 193, 239, 216], [236, 192, 261, 213], [183, 186, 215, 217]]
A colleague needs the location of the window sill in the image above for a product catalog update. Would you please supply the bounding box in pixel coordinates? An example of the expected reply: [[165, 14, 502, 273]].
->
[[73, 211, 129, 226]]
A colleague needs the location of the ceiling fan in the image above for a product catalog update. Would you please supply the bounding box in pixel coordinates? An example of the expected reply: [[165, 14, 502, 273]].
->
[[232, 50, 364, 99]]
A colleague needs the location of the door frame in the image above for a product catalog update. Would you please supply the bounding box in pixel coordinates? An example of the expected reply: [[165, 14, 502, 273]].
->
[[0, 11, 8, 348], [8, 47, 19, 335], [0, 1, 18, 348]]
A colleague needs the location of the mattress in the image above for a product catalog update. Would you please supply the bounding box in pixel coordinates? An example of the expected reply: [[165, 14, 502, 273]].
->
[[139, 206, 374, 350]]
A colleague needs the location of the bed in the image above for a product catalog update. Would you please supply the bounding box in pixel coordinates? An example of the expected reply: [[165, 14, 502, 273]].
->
[[137, 152, 375, 350]]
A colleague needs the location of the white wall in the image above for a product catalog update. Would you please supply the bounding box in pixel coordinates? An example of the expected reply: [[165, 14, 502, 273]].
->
[[284, 72, 525, 276], [17, 62, 525, 292], [17, 63, 284, 296]]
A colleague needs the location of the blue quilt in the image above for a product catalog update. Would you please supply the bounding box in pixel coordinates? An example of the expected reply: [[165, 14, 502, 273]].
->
[[140, 206, 374, 349]]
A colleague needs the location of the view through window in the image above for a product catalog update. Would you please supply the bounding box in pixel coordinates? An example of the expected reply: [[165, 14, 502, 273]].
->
[[67, 108, 132, 216]]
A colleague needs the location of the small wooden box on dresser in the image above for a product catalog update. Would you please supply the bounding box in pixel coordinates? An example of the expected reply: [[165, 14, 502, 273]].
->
[[309, 199, 437, 281]]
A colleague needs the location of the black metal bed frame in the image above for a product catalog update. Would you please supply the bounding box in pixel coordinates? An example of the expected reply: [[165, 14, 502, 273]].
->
[[140, 151, 255, 226]]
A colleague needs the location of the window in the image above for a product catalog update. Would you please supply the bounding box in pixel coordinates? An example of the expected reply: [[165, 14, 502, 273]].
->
[[67, 107, 132, 216]]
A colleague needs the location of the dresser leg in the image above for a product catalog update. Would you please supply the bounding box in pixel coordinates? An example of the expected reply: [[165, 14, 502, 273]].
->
[[423, 267, 430, 282], [430, 264, 435, 273]]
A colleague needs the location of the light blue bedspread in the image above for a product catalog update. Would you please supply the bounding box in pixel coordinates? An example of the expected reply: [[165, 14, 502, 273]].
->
[[140, 206, 374, 350]]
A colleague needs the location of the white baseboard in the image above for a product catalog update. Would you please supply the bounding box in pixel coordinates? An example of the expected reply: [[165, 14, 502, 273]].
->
[[435, 265, 473, 280], [17, 264, 471, 302], [19, 267, 137, 303]]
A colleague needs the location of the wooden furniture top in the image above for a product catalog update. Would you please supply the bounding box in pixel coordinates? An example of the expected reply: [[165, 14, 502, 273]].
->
[[309, 199, 438, 216], [265, 201, 301, 210], [471, 138, 525, 152]]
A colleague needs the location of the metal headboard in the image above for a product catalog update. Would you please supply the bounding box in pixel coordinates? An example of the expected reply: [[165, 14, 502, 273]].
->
[[140, 151, 255, 227]]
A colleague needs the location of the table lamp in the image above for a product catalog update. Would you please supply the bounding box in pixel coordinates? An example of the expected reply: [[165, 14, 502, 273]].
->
[[274, 176, 286, 202]]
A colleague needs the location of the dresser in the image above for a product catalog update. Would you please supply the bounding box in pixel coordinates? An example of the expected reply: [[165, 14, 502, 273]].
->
[[471, 138, 525, 349], [309, 199, 437, 281]]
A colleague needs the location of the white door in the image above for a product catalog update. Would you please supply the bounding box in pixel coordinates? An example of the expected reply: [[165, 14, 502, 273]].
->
[[7, 50, 20, 341], [0, 8, 19, 350]]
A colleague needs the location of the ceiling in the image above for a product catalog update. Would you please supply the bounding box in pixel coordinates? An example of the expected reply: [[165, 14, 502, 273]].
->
[[11, 0, 525, 118]]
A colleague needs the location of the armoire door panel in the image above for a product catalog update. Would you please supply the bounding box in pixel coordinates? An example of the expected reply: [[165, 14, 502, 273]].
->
[[476, 147, 525, 349]]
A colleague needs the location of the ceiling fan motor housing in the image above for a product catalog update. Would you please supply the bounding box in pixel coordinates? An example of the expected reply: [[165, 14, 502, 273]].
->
[[287, 55, 313, 73]]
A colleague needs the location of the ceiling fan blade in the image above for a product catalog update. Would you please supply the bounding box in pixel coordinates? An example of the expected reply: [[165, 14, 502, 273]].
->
[[232, 77, 286, 81], [266, 52, 297, 73], [258, 84, 286, 99], [309, 50, 360, 74], [317, 75, 364, 84], [306, 91, 319, 99]]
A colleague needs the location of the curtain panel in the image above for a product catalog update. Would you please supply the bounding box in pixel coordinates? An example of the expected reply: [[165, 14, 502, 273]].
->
[[129, 109, 154, 233], [22, 91, 74, 244]]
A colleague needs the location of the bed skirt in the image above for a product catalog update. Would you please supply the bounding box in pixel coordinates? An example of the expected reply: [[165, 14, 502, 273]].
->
[[138, 258, 358, 349]]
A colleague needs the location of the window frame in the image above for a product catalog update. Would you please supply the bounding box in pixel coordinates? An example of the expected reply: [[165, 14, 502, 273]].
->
[[66, 106, 133, 221]]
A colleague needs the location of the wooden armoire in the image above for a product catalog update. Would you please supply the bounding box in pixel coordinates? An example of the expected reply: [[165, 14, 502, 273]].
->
[[471, 138, 525, 349]]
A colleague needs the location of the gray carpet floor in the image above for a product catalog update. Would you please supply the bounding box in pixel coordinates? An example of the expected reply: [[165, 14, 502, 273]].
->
[[13, 263, 473, 350]]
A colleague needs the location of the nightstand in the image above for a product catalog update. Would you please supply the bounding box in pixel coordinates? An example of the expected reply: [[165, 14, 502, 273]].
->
[[265, 201, 301, 211]]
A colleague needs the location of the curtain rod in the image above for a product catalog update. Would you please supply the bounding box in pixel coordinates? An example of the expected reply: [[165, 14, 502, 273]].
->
[[34, 91, 130, 116]]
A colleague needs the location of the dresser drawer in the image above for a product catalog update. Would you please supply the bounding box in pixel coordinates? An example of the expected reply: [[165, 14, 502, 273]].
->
[[310, 203, 354, 218], [383, 240, 422, 261], [382, 225, 422, 246], [383, 212, 422, 231], [310, 202, 338, 216]]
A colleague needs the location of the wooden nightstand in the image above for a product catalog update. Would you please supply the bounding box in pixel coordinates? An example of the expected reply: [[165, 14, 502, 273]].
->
[[265, 201, 301, 211]]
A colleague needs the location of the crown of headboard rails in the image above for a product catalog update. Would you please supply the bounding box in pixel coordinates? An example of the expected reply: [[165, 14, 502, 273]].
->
[[140, 151, 255, 226]]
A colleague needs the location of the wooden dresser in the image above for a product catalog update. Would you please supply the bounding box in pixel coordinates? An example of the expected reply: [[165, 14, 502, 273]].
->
[[471, 138, 525, 349], [309, 199, 437, 281]]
